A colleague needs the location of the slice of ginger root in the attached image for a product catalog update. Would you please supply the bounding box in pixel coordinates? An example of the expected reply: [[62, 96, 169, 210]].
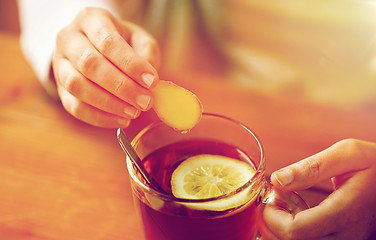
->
[[151, 80, 203, 131]]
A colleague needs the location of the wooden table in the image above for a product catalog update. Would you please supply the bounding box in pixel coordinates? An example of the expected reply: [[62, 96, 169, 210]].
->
[[1, 31, 376, 239]]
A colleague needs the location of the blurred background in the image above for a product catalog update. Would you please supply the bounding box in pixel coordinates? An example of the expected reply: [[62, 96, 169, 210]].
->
[[0, 1, 376, 238], [2, 0, 376, 108], [0, 1, 20, 34]]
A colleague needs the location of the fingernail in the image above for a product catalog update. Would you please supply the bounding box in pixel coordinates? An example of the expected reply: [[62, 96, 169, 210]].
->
[[136, 94, 151, 110], [124, 107, 138, 118], [274, 169, 294, 186], [141, 73, 155, 88]]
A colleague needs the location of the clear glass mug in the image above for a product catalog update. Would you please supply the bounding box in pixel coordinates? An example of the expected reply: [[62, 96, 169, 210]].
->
[[122, 113, 308, 240]]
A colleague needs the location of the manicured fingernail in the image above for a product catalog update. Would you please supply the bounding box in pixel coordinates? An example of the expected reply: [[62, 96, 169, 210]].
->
[[136, 94, 151, 110], [124, 107, 138, 118], [141, 73, 155, 88], [274, 169, 293, 186]]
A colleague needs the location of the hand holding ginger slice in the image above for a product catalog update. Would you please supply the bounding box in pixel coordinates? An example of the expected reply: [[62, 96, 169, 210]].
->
[[151, 80, 203, 131]]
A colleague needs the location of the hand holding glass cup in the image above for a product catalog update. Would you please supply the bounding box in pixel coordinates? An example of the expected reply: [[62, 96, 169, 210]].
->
[[118, 113, 308, 240]]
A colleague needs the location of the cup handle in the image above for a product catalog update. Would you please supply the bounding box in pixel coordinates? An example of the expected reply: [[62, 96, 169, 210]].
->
[[257, 180, 309, 214], [255, 180, 309, 240]]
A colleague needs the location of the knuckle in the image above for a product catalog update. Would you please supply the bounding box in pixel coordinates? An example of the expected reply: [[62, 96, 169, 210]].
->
[[335, 138, 370, 164], [112, 78, 128, 96], [63, 72, 82, 95], [97, 32, 118, 53], [55, 26, 73, 49], [301, 156, 321, 180], [337, 138, 362, 153], [77, 50, 99, 74]]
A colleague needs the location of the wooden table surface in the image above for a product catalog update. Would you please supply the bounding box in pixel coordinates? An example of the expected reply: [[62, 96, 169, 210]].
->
[[1, 31, 376, 239]]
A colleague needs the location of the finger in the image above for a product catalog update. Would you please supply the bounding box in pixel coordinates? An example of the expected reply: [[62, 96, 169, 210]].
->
[[57, 86, 130, 128], [263, 199, 343, 239], [259, 211, 339, 240], [270, 139, 376, 191], [56, 30, 153, 111], [331, 171, 356, 190], [53, 57, 140, 119], [78, 7, 159, 88], [264, 167, 373, 240], [258, 215, 280, 240], [124, 22, 161, 69]]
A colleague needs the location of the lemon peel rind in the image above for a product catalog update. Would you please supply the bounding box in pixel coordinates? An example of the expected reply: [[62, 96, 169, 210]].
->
[[181, 184, 257, 212]]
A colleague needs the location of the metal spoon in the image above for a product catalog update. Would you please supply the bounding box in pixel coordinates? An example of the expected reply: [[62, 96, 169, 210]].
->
[[117, 128, 167, 194]]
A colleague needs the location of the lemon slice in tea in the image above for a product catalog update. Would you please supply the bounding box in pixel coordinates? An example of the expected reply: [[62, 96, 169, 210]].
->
[[152, 80, 203, 131], [171, 154, 256, 210]]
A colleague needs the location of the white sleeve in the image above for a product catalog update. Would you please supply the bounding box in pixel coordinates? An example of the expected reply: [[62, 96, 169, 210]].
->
[[17, 0, 120, 98]]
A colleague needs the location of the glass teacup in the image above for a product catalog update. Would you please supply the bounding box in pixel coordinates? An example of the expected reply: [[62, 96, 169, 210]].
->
[[120, 113, 308, 240]]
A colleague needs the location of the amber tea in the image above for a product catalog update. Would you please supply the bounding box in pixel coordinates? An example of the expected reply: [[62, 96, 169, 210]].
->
[[131, 139, 260, 240]]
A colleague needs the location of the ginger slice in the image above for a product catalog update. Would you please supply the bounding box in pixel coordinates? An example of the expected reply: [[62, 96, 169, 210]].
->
[[151, 80, 203, 131]]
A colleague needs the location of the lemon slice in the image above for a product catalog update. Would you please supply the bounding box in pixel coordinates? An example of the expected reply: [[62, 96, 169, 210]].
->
[[171, 154, 256, 211], [152, 80, 203, 131]]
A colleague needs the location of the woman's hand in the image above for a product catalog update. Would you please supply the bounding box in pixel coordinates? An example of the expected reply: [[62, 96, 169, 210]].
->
[[260, 139, 376, 240], [52, 7, 160, 127]]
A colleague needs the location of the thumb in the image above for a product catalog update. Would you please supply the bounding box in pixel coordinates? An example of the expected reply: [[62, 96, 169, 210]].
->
[[270, 139, 374, 191]]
